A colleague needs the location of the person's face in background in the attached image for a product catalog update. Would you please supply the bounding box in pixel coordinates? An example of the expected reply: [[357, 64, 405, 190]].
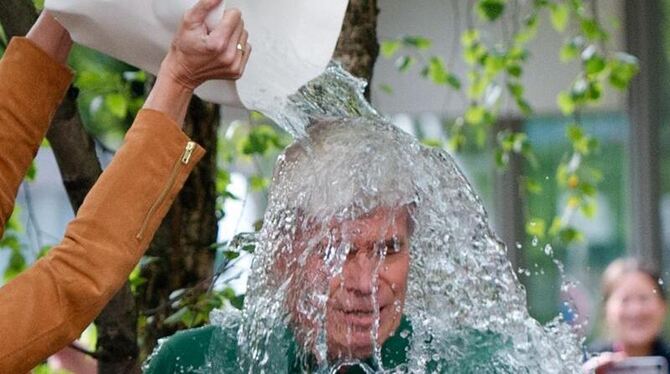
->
[[605, 271, 667, 351], [289, 207, 411, 361]]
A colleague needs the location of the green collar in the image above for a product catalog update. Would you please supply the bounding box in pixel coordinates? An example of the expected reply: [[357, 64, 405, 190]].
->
[[288, 316, 412, 373]]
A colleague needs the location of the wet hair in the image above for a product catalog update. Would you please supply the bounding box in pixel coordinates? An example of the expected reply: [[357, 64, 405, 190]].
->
[[601, 257, 665, 302], [273, 116, 421, 225]]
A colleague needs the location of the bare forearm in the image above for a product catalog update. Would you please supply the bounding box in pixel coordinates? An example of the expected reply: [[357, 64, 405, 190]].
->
[[142, 67, 194, 128], [26, 11, 72, 65]]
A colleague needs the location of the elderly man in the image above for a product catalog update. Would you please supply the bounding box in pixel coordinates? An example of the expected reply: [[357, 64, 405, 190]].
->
[[144, 118, 417, 373], [144, 114, 533, 373], [0, 0, 250, 371], [145, 110, 589, 373]]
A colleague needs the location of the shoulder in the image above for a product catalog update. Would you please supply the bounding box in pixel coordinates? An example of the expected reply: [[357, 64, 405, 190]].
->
[[652, 338, 670, 361], [588, 341, 615, 355], [143, 325, 218, 373]]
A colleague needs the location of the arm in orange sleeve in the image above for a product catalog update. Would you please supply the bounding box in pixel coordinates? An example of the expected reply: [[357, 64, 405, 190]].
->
[[0, 37, 73, 236], [0, 108, 205, 373]]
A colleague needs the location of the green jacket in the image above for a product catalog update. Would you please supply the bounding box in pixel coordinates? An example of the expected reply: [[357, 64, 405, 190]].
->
[[144, 316, 411, 373], [143, 315, 514, 373]]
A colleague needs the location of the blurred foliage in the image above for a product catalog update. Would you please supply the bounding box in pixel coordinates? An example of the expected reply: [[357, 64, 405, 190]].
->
[[380, 0, 638, 246]]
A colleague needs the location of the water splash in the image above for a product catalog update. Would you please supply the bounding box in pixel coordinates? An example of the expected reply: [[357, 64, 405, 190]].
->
[[263, 61, 380, 138], [199, 63, 583, 372]]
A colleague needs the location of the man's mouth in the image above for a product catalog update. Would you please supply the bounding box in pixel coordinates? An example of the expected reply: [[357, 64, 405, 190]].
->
[[333, 305, 388, 327]]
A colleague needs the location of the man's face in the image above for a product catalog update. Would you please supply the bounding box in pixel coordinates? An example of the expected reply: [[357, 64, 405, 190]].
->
[[289, 207, 411, 360]]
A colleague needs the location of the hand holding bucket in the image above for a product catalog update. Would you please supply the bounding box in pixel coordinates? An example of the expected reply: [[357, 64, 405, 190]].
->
[[44, 0, 349, 109]]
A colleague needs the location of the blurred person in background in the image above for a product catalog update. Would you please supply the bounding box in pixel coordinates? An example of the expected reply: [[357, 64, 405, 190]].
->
[[583, 258, 670, 373]]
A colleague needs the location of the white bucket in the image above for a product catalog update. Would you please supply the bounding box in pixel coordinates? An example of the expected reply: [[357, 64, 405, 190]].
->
[[44, 0, 349, 109]]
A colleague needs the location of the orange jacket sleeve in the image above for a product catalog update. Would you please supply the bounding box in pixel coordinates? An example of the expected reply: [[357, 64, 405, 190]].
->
[[0, 39, 206, 373], [0, 38, 73, 235]]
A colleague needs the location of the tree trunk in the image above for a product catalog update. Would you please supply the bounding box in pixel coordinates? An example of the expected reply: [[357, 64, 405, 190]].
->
[[137, 97, 220, 357], [333, 0, 380, 98], [0, 0, 36, 38]]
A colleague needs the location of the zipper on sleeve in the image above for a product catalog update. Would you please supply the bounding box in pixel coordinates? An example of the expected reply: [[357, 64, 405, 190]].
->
[[136, 141, 197, 240]]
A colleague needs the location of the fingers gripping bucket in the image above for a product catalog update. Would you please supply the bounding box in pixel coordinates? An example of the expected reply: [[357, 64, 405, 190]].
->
[[44, 0, 350, 109]]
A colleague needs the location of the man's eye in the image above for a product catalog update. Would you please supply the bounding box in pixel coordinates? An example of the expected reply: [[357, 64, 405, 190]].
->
[[383, 238, 403, 255]]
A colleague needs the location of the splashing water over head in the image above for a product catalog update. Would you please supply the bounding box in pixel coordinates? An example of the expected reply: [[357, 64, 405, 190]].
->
[[204, 107, 583, 372]]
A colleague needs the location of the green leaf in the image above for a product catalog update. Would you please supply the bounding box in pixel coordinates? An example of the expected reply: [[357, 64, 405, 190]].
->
[[477, 0, 506, 22], [580, 19, 606, 41], [250, 176, 269, 192], [379, 83, 394, 94], [560, 44, 579, 62], [580, 199, 597, 218], [395, 55, 415, 72], [447, 74, 462, 89], [381, 40, 401, 58], [402, 36, 432, 50], [4, 250, 27, 281], [511, 132, 528, 153], [507, 82, 524, 99], [570, 78, 588, 100], [559, 227, 582, 243], [425, 56, 448, 84], [464, 43, 487, 65], [105, 93, 128, 119], [526, 218, 546, 239], [495, 148, 509, 168], [566, 123, 584, 142], [550, 3, 570, 32], [465, 105, 486, 125], [514, 16, 538, 44], [525, 178, 543, 194], [447, 132, 466, 152], [26, 162, 37, 181], [123, 70, 147, 83], [548, 217, 562, 237], [224, 250, 241, 260], [557, 91, 575, 115], [515, 97, 533, 116], [461, 29, 480, 48], [424, 57, 461, 89], [242, 125, 283, 155], [506, 63, 523, 77], [582, 47, 606, 75], [467, 71, 487, 99], [587, 81, 602, 101], [608, 53, 640, 90], [484, 54, 506, 75], [560, 37, 585, 62], [230, 295, 245, 310], [579, 182, 597, 197]]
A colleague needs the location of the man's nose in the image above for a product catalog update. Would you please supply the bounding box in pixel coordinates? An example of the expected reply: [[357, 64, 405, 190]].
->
[[342, 250, 376, 295]]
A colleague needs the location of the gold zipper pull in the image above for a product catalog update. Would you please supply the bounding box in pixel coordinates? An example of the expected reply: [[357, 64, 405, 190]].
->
[[181, 141, 196, 164]]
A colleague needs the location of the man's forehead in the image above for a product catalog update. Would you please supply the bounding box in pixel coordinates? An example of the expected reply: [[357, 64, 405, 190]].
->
[[296, 206, 410, 241]]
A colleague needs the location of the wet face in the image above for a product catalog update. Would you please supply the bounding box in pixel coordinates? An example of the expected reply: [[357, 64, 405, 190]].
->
[[289, 207, 411, 360], [605, 272, 666, 351]]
